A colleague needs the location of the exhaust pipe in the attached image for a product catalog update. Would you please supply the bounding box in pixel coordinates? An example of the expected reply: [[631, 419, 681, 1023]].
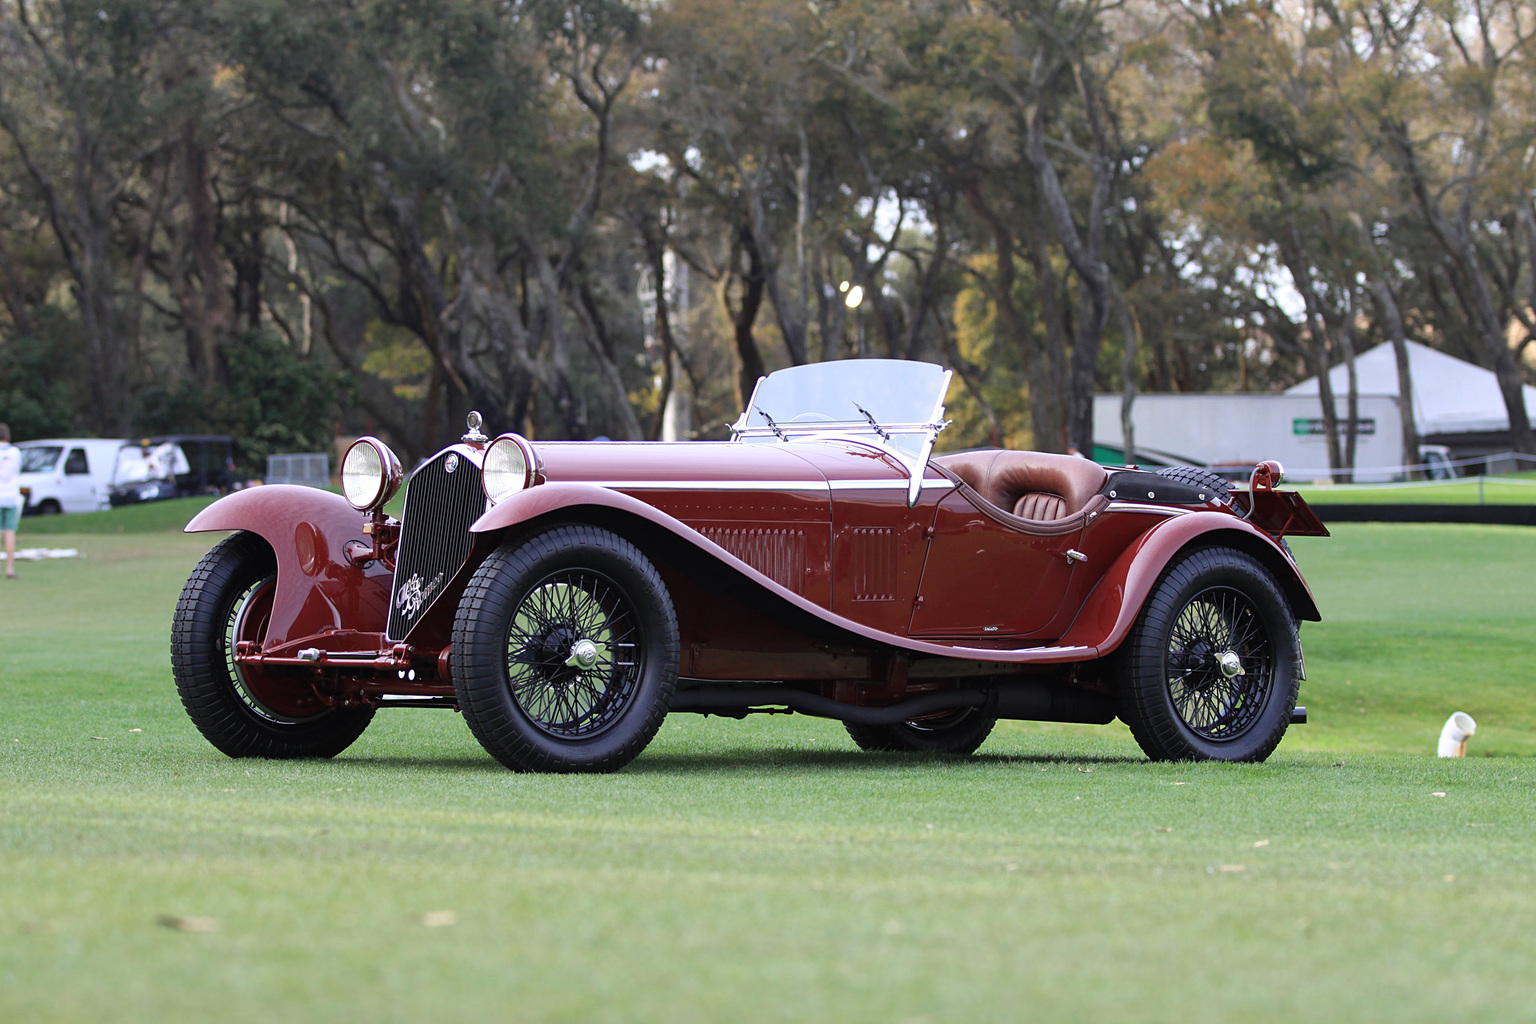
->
[[670, 680, 1116, 726], [1437, 711, 1477, 758]]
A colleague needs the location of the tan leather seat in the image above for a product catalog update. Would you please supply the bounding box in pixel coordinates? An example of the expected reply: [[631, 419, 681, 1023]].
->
[[932, 451, 1109, 522]]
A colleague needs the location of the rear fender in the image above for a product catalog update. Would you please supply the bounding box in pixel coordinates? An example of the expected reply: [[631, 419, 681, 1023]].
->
[[185, 486, 393, 647], [1060, 511, 1320, 656]]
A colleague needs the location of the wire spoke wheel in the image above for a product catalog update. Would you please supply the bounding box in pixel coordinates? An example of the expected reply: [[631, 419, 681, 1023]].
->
[[504, 571, 643, 739], [1117, 546, 1299, 763], [1164, 585, 1273, 740], [453, 524, 679, 773]]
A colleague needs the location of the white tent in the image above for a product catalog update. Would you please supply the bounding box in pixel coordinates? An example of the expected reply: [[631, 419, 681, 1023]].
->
[[1285, 340, 1536, 435]]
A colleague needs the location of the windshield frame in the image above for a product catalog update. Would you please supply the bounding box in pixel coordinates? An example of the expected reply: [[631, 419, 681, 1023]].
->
[[729, 359, 952, 506]]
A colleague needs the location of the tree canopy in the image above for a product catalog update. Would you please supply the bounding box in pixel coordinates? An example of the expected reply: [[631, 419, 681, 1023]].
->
[[3, 0, 1534, 474]]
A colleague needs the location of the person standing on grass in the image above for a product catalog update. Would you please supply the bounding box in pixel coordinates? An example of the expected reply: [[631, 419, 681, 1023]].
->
[[0, 423, 18, 578]]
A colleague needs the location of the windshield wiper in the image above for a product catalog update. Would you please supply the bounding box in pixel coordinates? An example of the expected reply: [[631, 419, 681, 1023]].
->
[[757, 407, 788, 441], [851, 401, 891, 442]]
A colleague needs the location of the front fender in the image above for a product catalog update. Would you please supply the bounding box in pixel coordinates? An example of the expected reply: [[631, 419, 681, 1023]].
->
[[471, 482, 681, 538], [185, 486, 393, 647], [1060, 511, 1321, 655]]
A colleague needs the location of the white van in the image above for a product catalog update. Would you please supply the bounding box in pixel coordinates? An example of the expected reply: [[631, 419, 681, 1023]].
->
[[17, 438, 128, 514]]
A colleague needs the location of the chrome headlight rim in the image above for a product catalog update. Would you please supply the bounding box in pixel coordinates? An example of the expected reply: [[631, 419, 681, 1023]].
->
[[341, 436, 403, 512], [482, 433, 539, 504]]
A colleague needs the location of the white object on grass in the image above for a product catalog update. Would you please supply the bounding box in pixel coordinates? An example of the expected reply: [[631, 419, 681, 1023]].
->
[[1437, 711, 1477, 758], [14, 548, 83, 561]]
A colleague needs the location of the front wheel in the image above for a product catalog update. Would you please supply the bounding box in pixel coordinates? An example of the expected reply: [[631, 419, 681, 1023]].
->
[[171, 531, 375, 758], [451, 525, 680, 773], [1117, 546, 1299, 762]]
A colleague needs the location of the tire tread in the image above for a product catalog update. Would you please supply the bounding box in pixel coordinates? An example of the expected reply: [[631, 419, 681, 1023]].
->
[[171, 532, 374, 759], [1117, 546, 1299, 763], [451, 524, 679, 773]]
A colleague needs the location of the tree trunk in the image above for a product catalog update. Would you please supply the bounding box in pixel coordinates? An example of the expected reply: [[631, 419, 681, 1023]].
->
[[1368, 278, 1421, 479], [180, 128, 234, 388], [1021, 92, 1112, 456], [964, 185, 1061, 452], [1026, 230, 1068, 453], [1340, 300, 1359, 483], [1116, 285, 1139, 465], [0, 232, 31, 336], [725, 228, 768, 409], [1280, 221, 1343, 480]]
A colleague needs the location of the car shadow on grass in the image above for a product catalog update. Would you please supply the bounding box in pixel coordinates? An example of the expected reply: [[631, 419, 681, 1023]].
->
[[624, 750, 1150, 773], [331, 750, 1150, 775]]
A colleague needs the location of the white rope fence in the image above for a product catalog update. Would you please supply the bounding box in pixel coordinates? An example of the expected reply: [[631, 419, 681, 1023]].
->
[[1223, 451, 1536, 488]]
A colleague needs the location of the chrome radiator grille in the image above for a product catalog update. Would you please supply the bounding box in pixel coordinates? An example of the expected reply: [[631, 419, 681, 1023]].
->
[[386, 450, 486, 641]]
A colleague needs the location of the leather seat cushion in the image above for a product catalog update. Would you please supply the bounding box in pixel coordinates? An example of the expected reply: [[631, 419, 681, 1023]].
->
[[933, 451, 1109, 521], [1014, 492, 1067, 520]]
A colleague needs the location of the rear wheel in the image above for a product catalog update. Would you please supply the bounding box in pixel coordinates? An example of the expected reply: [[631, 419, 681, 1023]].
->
[[171, 531, 374, 758], [452, 525, 679, 773], [845, 708, 997, 754], [1117, 546, 1298, 762]]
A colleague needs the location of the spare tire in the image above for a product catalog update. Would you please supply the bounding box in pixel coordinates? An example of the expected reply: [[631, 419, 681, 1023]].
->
[[1156, 465, 1232, 501]]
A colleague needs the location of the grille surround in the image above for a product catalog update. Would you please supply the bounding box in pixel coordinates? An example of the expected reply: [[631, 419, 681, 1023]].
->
[[387, 448, 487, 641]]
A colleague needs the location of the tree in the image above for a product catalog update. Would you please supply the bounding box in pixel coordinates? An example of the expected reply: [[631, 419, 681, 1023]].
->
[[0, 0, 185, 434]]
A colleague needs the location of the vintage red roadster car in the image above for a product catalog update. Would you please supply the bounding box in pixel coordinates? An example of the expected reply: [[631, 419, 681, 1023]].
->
[[171, 359, 1327, 772]]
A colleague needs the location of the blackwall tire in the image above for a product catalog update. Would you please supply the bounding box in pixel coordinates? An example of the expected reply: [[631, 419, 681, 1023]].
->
[[1117, 546, 1299, 762], [844, 709, 997, 755], [451, 525, 679, 773], [170, 531, 375, 758], [1155, 465, 1232, 501]]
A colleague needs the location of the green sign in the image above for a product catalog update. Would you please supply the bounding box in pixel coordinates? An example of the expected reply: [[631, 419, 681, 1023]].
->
[[1292, 418, 1376, 436]]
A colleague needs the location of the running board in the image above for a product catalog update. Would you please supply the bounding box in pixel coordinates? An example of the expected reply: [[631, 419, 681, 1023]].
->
[[670, 680, 1116, 726]]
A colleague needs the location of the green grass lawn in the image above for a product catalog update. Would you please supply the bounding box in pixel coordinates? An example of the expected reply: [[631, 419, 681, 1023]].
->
[[1295, 475, 1536, 505], [18, 496, 220, 535], [1, 524, 1533, 1022]]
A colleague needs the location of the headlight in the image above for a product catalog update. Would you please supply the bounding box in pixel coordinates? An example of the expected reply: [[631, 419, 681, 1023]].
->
[[341, 437, 403, 511], [483, 434, 538, 504]]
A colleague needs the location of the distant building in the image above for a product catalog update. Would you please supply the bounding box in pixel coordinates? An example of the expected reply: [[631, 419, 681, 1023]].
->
[[1094, 341, 1536, 481], [1093, 392, 1403, 482], [1285, 340, 1536, 464]]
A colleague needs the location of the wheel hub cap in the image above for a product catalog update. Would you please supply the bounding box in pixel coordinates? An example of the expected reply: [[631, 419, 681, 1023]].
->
[[565, 639, 601, 671], [1218, 651, 1245, 678]]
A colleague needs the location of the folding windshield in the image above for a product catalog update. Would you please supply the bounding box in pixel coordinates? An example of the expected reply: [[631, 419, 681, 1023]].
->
[[732, 359, 950, 458], [731, 359, 952, 505], [19, 447, 62, 474]]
